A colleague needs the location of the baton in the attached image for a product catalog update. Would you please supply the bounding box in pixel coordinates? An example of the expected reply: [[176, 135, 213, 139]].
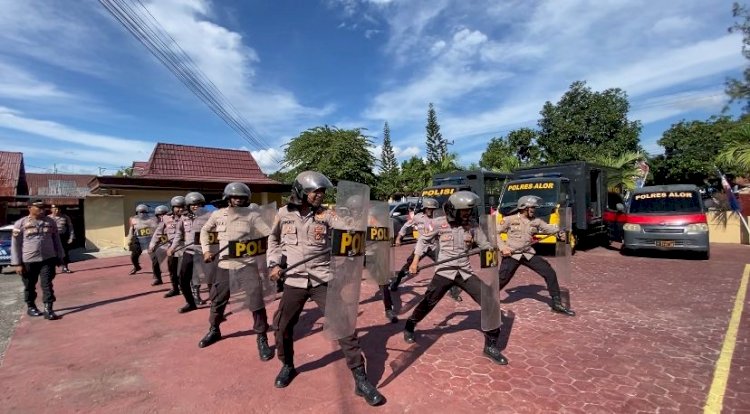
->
[[416, 248, 483, 272], [507, 233, 565, 255]]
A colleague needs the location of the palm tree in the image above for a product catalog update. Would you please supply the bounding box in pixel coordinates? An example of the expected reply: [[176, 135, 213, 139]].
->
[[588, 151, 646, 193], [717, 124, 750, 172]]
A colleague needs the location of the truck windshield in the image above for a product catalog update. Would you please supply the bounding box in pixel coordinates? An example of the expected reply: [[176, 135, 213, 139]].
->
[[629, 191, 702, 214], [499, 181, 560, 217]]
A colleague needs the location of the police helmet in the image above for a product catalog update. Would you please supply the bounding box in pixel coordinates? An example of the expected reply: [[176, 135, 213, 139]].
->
[[517, 195, 541, 210], [421, 198, 439, 210], [443, 191, 480, 222], [185, 192, 206, 206], [135, 204, 149, 214], [155, 205, 169, 216], [223, 182, 251, 199], [170, 196, 186, 208], [290, 171, 333, 205]]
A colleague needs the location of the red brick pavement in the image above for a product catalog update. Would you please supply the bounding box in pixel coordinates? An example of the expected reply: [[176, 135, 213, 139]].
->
[[0, 243, 748, 413]]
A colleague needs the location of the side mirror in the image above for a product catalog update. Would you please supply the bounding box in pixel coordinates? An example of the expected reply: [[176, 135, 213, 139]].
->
[[391, 212, 401, 217], [616, 203, 625, 213]]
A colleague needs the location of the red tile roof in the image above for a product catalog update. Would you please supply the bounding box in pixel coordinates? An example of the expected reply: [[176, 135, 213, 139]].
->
[[27, 173, 95, 197], [131, 161, 149, 176], [140, 143, 279, 184], [0, 152, 26, 197]]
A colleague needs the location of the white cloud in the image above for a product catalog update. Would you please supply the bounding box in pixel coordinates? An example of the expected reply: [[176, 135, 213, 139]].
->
[[651, 16, 697, 35], [631, 89, 727, 124], [396, 146, 420, 158], [250, 148, 285, 173], [0, 62, 72, 101]]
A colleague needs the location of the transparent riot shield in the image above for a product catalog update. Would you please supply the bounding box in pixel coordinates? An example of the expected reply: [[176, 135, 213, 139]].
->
[[191, 210, 218, 285], [477, 214, 501, 331], [550, 206, 572, 308], [226, 202, 278, 312], [154, 244, 168, 271], [326, 181, 370, 340], [363, 201, 393, 286]]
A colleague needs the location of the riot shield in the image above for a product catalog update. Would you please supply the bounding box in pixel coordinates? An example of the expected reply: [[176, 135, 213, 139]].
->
[[477, 214, 501, 331], [154, 244, 168, 271], [363, 201, 393, 286], [325, 181, 369, 340], [226, 203, 278, 312], [550, 206, 572, 308], [191, 210, 218, 285]]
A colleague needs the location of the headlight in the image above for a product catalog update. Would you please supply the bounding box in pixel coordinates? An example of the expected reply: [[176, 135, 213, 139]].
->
[[623, 223, 641, 232], [686, 223, 709, 232]]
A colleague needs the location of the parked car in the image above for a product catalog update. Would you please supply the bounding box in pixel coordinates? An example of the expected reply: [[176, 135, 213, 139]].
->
[[389, 201, 416, 243], [0, 224, 13, 273]]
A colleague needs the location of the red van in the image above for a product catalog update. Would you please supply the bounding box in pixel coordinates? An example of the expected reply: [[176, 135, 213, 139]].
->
[[620, 184, 709, 260]]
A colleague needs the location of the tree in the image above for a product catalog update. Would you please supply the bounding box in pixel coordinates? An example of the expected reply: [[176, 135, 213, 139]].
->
[[479, 128, 541, 172], [725, 2, 750, 114], [399, 156, 431, 194], [282, 125, 376, 186], [587, 151, 646, 192], [428, 153, 461, 176], [425, 103, 448, 164], [115, 167, 134, 177], [537, 81, 641, 163], [506, 128, 542, 164], [651, 116, 738, 185], [717, 122, 750, 173], [376, 122, 401, 199]]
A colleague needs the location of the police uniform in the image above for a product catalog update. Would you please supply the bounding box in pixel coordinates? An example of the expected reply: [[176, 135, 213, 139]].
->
[[49, 206, 74, 273], [150, 213, 181, 296], [198, 205, 274, 360], [126, 211, 162, 284], [173, 211, 200, 311], [10, 201, 65, 320]]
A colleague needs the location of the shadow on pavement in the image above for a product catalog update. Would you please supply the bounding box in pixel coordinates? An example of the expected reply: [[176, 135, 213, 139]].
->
[[501, 284, 551, 307], [56, 289, 168, 317]]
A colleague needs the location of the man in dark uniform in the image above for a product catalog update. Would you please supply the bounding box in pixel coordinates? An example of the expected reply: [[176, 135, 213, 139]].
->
[[267, 171, 385, 406], [126, 204, 163, 286], [49, 204, 74, 273], [10, 199, 65, 320], [404, 191, 508, 365], [390, 198, 463, 302], [197, 182, 274, 362], [497, 195, 575, 316], [150, 197, 185, 298]]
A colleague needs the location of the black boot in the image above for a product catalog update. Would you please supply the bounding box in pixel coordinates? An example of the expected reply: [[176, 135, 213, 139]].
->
[[448, 286, 463, 302], [257, 333, 274, 361], [551, 296, 576, 316], [178, 303, 197, 314], [385, 308, 398, 324], [151, 277, 163, 286], [389, 271, 405, 291], [274, 364, 298, 388], [198, 326, 222, 348], [483, 332, 508, 365], [164, 288, 180, 298], [403, 320, 416, 344], [352, 366, 385, 406], [27, 303, 43, 317], [43, 303, 59, 320], [192, 286, 206, 305]]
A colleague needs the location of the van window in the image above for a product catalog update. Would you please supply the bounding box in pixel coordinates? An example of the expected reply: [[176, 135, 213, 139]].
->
[[629, 191, 702, 214]]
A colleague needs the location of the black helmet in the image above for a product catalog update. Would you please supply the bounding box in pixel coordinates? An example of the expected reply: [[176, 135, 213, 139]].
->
[[290, 171, 333, 205], [444, 191, 479, 223], [155, 205, 169, 216], [223, 182, 251, 199], [185, 192, 206, 206], [135, 204, 149, 214], [170, 196, 186, 208]]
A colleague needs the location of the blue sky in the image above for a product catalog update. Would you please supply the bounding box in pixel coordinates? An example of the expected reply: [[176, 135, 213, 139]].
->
[[0, 0, 745, 175]]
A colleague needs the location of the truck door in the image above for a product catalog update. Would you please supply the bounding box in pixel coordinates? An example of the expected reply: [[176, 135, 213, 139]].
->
[[589, 169, 603, 220]]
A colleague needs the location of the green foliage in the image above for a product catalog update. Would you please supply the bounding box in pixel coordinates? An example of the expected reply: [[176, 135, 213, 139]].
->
[[652, 116, 738, 185], [725, 2, 750, 114], [376, 122, 401, 199], [537, 81, 641, 163], [717, 122, 750, 174], [399, 156, 431, 194], [115, 167, 134, 177], [425, 103, 448, 164], [282, 125, 377, 187], [479, 128, 540, 172], [587, 151, 646, 192]]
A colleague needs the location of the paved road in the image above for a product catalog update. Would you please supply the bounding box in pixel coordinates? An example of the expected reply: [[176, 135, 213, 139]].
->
[[0, 244, 748, 413]]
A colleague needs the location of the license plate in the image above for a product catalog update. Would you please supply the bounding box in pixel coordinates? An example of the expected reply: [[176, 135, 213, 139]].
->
[[655, 240, 674, 247]]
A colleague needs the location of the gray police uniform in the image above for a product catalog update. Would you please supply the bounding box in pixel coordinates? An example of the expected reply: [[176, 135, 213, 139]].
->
[[267, 204, 366, 370], [10, 216, 65, 306], [150, 214, 181, 292], [50, 213, 74, 265], [392, 212, 439, 286], [127, 214, 162, 281]]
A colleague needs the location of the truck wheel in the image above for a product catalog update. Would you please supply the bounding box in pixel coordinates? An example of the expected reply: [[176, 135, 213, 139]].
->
[[699, 249, 710, 260]]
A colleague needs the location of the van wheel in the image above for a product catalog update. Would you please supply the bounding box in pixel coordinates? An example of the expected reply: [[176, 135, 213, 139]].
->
[[699, 249, 710, 260]]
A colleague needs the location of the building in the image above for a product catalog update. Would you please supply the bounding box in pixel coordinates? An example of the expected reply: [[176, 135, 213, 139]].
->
[[85, 143, 290, 251]]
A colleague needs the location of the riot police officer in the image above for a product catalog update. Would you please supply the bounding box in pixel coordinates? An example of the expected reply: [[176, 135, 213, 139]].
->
[[197, 182, 274, 362], [390, 198, 463, 302], [404, 191, 508, 365], [126, 204, 163, 285], [171, 192, 208, 313], [10, 199, 65, 320], [49, 204, 74, 273], [497, 195, 575, 316], [150, 197, 185, 298], [268, 171, 385, 406]]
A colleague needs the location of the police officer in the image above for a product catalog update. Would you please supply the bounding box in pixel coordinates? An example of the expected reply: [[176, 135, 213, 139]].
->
[[404, 191, 508, 365], [197, 182, 274, 362], [171, 192, 207, 313], [267, 171, 385, 406], [49, 204, 74, 273], [10, 199, 65, 320], [497, 195, 575, 316], [150, 197, 185, 298], [126, 204, 164, 285], [390, 198, 463, 302]]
